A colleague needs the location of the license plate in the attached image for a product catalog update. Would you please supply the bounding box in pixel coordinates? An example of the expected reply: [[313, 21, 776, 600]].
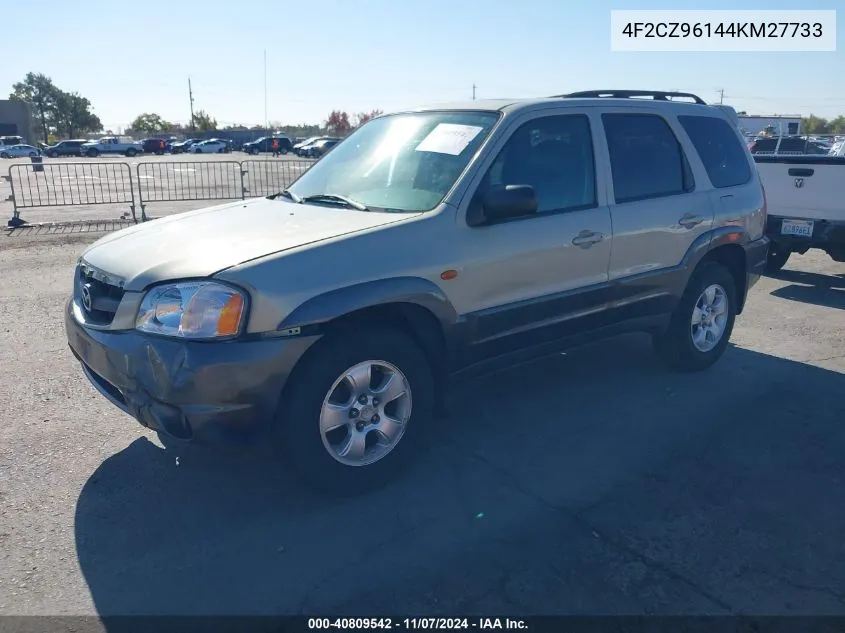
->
[[781, 219, 814, 238]]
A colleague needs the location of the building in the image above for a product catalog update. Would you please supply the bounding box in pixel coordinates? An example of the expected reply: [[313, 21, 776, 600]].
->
[[737, 114, 802, 138], [0, 99, 34, 143]]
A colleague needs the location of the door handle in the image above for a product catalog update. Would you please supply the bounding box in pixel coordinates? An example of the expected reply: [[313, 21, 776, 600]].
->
[[572, 230, 604, 248], [678, 213, 703, 229]]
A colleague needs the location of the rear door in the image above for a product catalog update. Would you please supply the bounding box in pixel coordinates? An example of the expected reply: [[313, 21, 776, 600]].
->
[[597, 109, 714, 282]]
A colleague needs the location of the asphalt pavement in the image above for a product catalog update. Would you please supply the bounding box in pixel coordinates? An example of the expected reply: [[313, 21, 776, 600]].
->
[[0, 230, 843, 618]]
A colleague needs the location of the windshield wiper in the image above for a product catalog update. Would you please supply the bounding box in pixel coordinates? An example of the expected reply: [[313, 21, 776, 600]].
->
[[300, 193, 369, 211], [270, 189, 302, 203]]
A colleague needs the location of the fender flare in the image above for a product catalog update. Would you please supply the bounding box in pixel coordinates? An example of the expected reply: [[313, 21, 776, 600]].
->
[[277, 276, 459, 334]]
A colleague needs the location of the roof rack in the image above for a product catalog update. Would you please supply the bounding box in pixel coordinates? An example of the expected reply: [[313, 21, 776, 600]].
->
[[556, 90, 707, 105]]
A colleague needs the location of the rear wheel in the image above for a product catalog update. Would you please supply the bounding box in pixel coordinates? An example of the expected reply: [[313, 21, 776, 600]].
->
[[278, 327, 434, 496], [28, 152, 37, 157], [87, 149, 99, 157], [765, 244, 791, 273], [652, 261, 737, 373], [126, 148, 138, 157], [0, 152, 9, 159]]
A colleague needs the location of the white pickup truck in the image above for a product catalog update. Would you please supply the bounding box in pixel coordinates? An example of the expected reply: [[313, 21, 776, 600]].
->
[[80, 136, 143, 158], [754, 154, 845, 271]]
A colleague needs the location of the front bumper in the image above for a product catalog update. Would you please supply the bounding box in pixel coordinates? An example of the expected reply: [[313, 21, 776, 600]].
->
[[65, 298, 320, 444]]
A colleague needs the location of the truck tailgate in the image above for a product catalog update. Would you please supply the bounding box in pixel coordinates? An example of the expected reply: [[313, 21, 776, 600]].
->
[[754, 156, 845, 223]]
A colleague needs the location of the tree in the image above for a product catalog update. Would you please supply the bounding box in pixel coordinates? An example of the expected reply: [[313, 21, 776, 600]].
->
[[192, 109, 217, 131], [354, 109, 384, 127], [10, 72, 61, 142], [130, 112, 172, 134], [325, 110, 352, 136], [54, 92, 101, 138]]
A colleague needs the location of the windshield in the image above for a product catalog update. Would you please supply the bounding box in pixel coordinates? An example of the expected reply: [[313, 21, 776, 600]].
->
[[286, 110, 500, 212]]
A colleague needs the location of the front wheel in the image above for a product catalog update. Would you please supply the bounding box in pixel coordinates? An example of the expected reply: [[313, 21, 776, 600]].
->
[[87, 149, 99, 157], [48, 150, 58, 158], [278, 327, 435, 496], [28, 152, 37, 157], [0, 153, 9, 159], [126, 149, 138, 157], [652, 261, 737, 373], [765, 244, 791, 273]]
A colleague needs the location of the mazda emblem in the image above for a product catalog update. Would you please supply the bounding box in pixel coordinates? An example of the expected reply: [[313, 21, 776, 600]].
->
[[81, 284, 93, 312], [794, 178, 804, 188]]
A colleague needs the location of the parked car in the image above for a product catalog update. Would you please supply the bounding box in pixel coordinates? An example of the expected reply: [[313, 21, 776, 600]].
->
[[64, 90, 767, 495], [242, 136, 293, 155], [170, 138, 201, 154], [292, 136, 323, 154], [293, 136, 330, 156], [301, 138, 340, 158], [192, 139, 229, 153], [0, 135, 25, 149], [141, 138, 168, 155], [43, 139, 89, 158], [0, 144, 41, 158], [754, 153, 845, 271], [80, 136, 143, 157]]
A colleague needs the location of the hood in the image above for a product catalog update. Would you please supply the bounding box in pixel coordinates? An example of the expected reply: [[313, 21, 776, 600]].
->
[[80, 197, 417, 291]]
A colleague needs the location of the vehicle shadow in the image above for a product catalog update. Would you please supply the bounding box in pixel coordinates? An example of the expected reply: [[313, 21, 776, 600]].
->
[[768, 269, 845, 310], [74, 334, 845, 620]]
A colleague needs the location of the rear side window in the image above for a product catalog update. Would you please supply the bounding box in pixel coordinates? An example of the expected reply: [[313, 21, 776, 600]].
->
[[678, 115, 752, 189], [602, 113, 694, 204]]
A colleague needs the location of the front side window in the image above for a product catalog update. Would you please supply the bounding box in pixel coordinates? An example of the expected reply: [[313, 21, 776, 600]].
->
[[603, 113, 694, 204], [287, 110, 500, 212], [476, 114, 597, 215]]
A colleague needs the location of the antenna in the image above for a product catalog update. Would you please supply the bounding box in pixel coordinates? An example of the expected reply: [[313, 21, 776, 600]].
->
[[188, 77, 195, 131]]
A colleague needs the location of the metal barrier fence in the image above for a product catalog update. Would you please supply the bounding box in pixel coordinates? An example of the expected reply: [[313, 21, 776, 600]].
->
[[7, 161, 137, 225], [136, 161, 245, 218], [241, 159, 314, 197], [5, 158, 315, 227]]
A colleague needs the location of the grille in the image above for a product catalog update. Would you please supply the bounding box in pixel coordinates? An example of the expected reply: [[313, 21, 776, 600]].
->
[[75, 264, 125, 326]]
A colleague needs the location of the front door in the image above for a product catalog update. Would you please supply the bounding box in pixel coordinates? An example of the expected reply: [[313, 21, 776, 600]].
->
[[453, 110, 614, 363]]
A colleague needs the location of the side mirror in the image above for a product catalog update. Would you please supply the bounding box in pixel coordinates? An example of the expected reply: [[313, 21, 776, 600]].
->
[[468, 185, 538, 226]]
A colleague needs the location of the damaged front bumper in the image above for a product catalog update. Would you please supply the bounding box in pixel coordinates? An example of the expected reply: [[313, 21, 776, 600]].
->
[[64, 298, 319, 444]]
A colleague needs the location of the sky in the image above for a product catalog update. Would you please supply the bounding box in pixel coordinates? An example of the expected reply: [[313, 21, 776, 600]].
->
[[1, 0, 842, 131]]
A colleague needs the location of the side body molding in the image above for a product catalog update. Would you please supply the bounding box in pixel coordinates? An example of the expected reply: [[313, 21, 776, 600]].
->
[[277, 276, 461, 336]]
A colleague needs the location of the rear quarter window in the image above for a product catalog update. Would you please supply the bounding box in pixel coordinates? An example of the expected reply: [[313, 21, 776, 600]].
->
[[678, 115, 752, 189]]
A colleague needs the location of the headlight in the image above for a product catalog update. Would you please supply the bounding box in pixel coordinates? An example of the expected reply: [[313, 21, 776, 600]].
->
[[136, 281, 247, 339]]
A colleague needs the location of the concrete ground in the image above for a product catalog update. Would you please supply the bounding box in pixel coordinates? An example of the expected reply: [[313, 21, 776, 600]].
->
[[0, 226, 844, 619]]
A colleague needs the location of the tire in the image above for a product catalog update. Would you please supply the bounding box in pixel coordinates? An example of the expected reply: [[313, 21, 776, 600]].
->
[[126, 149, 137, 157], [48, 150, 58, 158], [764, 244, 791, 273], [0, 153, 9, 159], [28, 152, 36, 157], [278, 327, 435, 496], [87, 149, 99, 157], [652, 261, 737, 373]]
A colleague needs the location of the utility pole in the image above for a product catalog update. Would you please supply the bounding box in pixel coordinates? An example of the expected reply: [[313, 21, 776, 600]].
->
[[188, 77, 195, 131], [472, 83, 476, 100], [264, 49, 269, 132], [718, 88, 725, 104]]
